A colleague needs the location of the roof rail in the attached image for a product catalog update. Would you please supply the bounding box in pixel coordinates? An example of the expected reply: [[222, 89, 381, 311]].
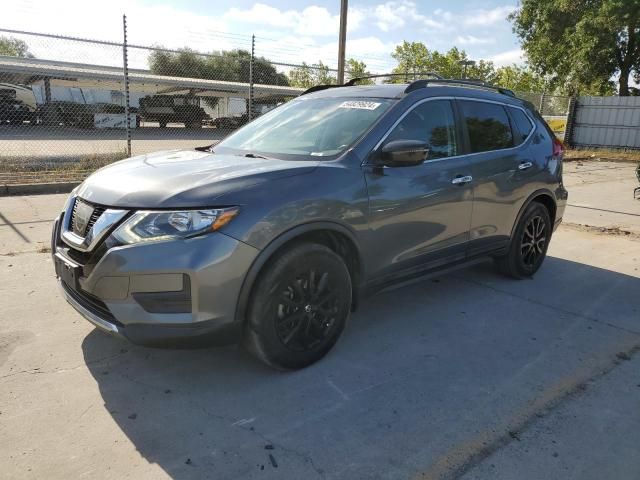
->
[[344, 72, 443, 86], [300, 72, 445, 95], [300, 84, 343, 96], [405, 78, 515, 97]]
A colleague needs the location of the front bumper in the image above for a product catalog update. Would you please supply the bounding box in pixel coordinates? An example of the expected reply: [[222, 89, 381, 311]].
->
[[53, 215, 259, 347]]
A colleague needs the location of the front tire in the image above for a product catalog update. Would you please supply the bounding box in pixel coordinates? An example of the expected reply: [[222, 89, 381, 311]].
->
[[243, 243, 352, 370], [495, 202, 552, 278]]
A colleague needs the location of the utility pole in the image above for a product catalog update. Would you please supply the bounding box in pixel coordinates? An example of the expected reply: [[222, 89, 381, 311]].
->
[[337, 0, 348, 84], [457, 59, 476, 79]]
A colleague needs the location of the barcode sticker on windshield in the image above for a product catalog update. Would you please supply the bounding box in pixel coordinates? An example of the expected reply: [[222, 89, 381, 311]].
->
[[339, 101, 381, 110]]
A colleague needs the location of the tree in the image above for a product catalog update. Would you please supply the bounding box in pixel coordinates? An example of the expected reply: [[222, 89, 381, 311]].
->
[[510, 0, 638, 95], [0, 36, 33, 57], [345, 58, 374, 84], [494, 65, 547, 92], [390, 42, 496, 82], [288, 60, 336, 88], [148, 48, 289, 86]]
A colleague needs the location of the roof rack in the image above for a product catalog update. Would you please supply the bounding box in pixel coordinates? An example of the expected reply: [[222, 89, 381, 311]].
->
[[405, 78, 515, 97], [299, 84, 343, 95], [299, 74, 516, 98], [300, 72, 444, 96], [344, 72, 443, 86]]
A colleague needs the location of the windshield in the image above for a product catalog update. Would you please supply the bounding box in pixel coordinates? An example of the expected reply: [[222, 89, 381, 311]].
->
[[213, 97, 393, 159]]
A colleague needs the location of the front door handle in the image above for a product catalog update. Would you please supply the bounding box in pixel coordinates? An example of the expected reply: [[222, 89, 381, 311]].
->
[[518, 161, 533, 171], [451, 175, 473, 185]]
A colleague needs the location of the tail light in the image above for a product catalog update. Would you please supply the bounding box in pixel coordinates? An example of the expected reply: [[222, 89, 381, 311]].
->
[[552, 137, 564, 159]]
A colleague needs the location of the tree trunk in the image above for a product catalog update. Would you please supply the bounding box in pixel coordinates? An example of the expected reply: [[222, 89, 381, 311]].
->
[[619, 67, 630, 96], [619, 23, 637, 96]]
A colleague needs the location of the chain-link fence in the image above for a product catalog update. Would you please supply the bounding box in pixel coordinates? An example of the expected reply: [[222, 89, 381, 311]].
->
[[514, 92, 571, 116], [0, 25, 317, 186], [0, 24, 574, 187]]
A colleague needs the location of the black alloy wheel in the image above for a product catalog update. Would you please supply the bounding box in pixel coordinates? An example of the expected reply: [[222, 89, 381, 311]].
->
[[244, 243, 352, 370], [275, 269, 339, 352], [520, 215, 547, 267], [495, 201, 552, 278]]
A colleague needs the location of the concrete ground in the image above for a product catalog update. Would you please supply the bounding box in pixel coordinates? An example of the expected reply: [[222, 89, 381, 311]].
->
[[563, 160, 640, 235], [1, 161, 639, 479], [0, 125, 226, 162]]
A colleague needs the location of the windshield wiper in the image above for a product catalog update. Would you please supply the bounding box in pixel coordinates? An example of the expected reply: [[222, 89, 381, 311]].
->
[[243, 153, 269, 159]]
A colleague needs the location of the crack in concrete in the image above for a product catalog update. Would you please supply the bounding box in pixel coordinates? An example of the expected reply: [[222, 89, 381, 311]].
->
[[419, 344, 640, 480], [561, 222, 640, 241], [0, 351, 127, 380], [1, 248, 51, 257], [456, 275, 640, 337], [239, 424, 326, 479]]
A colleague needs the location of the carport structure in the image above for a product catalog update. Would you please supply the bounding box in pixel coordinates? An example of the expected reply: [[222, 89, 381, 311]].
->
[[0, 55, 302, 103]]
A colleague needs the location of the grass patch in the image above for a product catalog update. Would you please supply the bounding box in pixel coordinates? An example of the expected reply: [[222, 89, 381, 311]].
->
[[0, 151, 128, 173], [565, 148, 640, 163], [0, 151, 129, 185]]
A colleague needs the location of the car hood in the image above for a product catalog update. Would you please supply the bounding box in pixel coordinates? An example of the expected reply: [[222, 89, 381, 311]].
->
[[75, 149, 319, 208]]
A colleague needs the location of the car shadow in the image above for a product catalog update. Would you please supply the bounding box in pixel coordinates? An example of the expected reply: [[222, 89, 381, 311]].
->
[[82, 256, 640, 479]]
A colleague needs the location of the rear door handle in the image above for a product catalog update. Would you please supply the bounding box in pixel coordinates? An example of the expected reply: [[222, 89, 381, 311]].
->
[[451, 175, 473, 185], [518, 161, 533, 171]]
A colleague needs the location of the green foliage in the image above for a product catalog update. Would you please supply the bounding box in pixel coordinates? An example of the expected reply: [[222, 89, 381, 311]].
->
[[0, 36, 33, 57], [345, 58, 373, 84], [494, 64, 547, 92], [510, 0, 638, 95], [148, 47, 289, 86], [390, 42, 497, 83], [387, 41, 576, 96], [287, 60, 336, 88], [287, 58, 374, 88]]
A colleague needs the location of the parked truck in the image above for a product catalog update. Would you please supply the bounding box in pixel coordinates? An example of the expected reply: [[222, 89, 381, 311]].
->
[[139, 95, 209, 128]]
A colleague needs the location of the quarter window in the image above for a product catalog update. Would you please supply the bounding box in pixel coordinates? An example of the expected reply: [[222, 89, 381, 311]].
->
[[509, 107, 534, 142], [385, 100, 457, 160], [459, 101, 513, 153]]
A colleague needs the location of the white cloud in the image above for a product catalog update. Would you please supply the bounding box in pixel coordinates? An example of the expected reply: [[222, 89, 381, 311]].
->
[[0, 0, 523, 75], [463, 6, 517, 27], [254, 35, 396, 73], [2, 0, 237, 68], [489, 48, 526, 66], [456, 35, 496, 45], [223, 3, 364, 37], [372, 1, 445, 32]]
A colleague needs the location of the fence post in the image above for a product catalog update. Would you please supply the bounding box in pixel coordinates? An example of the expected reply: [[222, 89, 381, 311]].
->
[[564, 96, 578, 147], [248, 34, 255, 121], [538, 91, 546, 116], [122, 14, 132, 157]]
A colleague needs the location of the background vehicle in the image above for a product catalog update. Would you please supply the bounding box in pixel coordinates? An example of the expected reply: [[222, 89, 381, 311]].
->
[[0, 83, 37, 124], [0, 97, 37, 124], [209, 113, 251, 130], [139, 95, 209, 128], [52, 77, 567, 370]]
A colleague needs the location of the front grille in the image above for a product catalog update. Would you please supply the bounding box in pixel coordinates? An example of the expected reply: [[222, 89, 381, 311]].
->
[[70, 199, 105, 237], [61, 280, 120, 325]]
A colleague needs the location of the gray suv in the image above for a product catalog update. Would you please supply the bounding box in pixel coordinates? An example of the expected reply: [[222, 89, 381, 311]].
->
[[52, 78, 567, 370]]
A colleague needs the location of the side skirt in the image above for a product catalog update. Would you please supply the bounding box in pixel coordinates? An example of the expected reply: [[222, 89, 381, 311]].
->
[[361, 248, 504, 299]]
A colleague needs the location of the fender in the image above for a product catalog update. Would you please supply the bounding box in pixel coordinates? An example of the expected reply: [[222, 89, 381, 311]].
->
[[234, 221, 365, 325], [509, 188, 557, 240]]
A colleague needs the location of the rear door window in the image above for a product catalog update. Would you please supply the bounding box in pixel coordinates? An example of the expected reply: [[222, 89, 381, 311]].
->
[[459, 101, 513, 153], [509, 107, 534, 143]]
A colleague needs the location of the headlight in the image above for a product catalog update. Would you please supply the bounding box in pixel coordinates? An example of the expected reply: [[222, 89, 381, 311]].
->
[[112, 207, 239, 244]]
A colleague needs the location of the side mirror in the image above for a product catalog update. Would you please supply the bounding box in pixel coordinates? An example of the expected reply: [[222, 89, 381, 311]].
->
[[379, 139, 429, 167]]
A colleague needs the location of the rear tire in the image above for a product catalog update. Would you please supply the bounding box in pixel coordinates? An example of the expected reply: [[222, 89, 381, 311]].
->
[[243, 243, 352, 370], [495, 201, 552, 279]]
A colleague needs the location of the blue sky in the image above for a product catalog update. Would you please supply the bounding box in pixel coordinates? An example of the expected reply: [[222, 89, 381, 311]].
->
[[6, 0, 524, 72]]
